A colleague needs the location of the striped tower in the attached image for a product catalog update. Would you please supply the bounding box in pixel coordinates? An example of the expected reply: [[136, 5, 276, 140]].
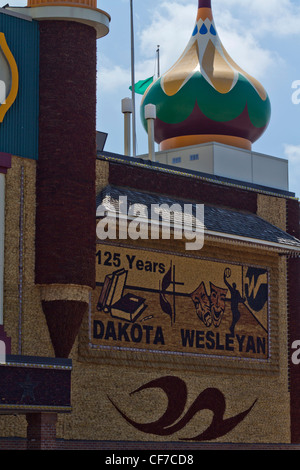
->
[[26, 0, 110, 357]]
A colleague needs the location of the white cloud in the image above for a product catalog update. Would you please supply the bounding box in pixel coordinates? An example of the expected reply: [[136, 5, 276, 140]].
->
[[137, 1, 277, 80], [284, 144, 300, 163], [138, 2, 195, 72], [97, 1, 282, 95], [216, 24, 278, 80]]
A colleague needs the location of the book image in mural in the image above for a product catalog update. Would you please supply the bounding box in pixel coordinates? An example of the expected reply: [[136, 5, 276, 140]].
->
[[92, 245, 269, 361]]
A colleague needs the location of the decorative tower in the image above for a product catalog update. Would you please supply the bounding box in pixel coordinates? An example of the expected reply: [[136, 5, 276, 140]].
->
[[141, 0, 271, 151], [10, 0, 110, 357]]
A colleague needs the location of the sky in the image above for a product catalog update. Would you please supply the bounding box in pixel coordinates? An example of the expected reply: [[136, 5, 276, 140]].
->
[[6, 0, 300, 198]]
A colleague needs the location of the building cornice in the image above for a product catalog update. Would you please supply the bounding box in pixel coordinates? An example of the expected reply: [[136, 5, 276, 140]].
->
[[0, 153, 11, 174]]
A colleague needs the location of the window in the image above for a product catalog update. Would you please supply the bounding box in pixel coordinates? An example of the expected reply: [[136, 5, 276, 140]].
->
[[172, 157, 181, 164], [190, 154, 199, 161]]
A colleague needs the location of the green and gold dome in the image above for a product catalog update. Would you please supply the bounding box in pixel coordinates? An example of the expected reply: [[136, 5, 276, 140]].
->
[[141, 0, 271, 151]]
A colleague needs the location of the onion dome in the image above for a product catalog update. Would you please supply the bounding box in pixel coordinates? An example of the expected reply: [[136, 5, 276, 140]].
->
[[141, 0, 271, 151]]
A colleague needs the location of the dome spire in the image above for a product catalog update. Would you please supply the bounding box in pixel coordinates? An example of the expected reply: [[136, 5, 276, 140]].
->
[[198, 0, 211, 7], [141, 0, 271, 152]]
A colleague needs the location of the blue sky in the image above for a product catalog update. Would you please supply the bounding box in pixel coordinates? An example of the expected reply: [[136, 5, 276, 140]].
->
[[7, 0, 300, 198]]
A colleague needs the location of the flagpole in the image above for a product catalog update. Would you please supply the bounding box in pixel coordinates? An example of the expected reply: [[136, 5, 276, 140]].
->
[[130, 0, 136, 157]]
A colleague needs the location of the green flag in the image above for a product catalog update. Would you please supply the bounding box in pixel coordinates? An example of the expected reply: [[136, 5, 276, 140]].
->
[[130, 76, 154, 95]]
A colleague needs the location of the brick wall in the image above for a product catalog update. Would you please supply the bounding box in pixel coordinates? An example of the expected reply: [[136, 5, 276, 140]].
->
[[108, 161, 258, 213], [35, 20, 97, 358]]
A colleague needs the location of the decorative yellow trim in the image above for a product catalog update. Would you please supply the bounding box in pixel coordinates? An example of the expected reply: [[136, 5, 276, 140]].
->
[[0, 404, 71, 412], [0, 33, 19, 123]]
